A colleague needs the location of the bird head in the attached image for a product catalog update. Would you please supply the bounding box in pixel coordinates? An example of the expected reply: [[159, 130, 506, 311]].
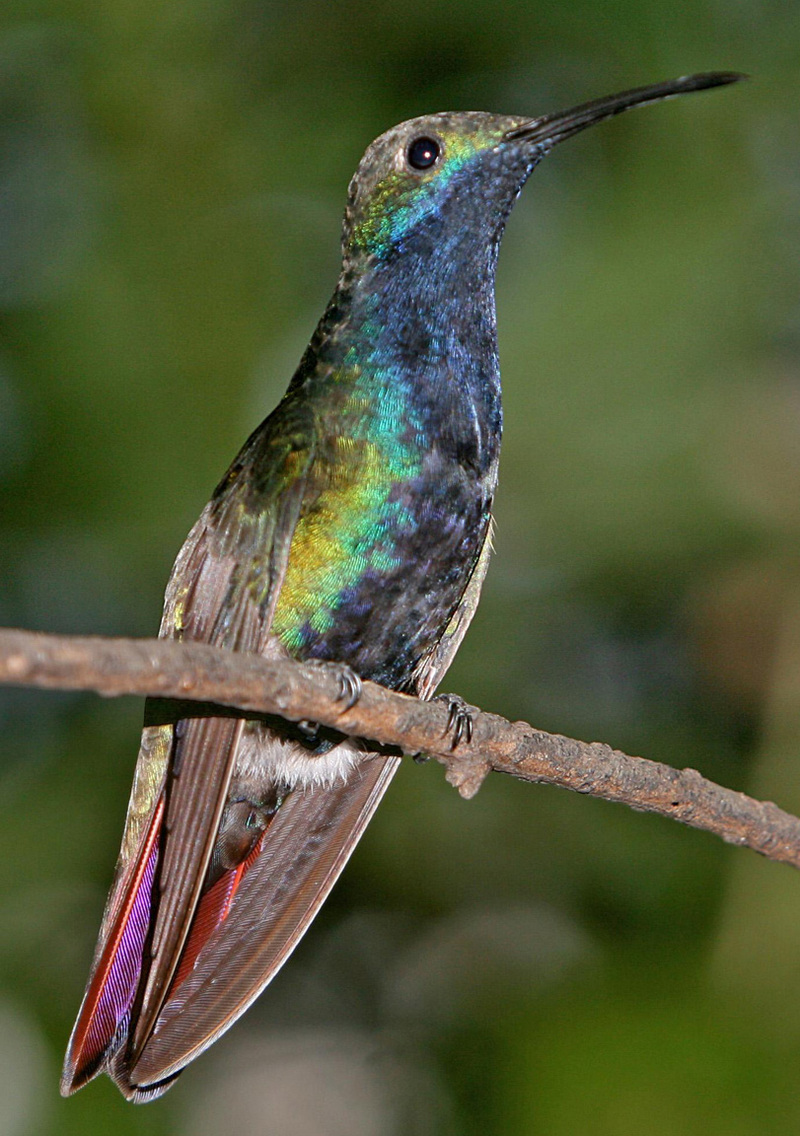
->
[[342, 72, 743, 269]]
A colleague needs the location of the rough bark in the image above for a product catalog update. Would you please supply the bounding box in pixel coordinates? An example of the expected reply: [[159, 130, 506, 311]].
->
[[1, 626, 798, 868]]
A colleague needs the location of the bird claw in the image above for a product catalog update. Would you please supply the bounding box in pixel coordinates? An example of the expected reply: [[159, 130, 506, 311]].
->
[[435, 693, 474, 750], [306, 659, 363, 710], [336, 666, 362, 710]]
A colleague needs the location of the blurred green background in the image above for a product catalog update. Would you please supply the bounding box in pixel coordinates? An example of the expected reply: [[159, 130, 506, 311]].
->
[[1, 1, 799, 1133]]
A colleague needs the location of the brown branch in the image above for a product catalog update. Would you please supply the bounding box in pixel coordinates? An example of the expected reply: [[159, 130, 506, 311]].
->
[[0, 625, 798, 868]]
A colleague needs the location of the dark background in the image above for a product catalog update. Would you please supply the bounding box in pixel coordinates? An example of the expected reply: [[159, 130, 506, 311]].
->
[[1, 2, 799, 1133]]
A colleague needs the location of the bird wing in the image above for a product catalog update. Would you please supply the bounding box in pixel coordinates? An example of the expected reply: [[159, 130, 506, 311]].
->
[[62, 403, 318, 1094]]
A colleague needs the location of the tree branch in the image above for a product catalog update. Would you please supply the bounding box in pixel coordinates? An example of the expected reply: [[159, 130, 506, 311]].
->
[[0, 625, 797, 868]]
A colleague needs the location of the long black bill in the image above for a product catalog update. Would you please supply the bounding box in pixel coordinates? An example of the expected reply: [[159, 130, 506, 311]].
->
[[505, 71, 746, 147]]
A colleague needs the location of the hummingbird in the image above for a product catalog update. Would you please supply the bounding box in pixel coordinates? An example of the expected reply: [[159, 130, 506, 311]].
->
[[61, 71, 741, 1101]]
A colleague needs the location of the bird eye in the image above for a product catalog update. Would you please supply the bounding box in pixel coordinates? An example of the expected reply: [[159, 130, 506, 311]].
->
[[406, 136, 441, 170]]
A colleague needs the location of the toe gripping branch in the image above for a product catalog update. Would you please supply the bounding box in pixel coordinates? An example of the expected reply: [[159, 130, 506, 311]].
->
[[436, 693, 474, 749], [298, 660, 363, 737]]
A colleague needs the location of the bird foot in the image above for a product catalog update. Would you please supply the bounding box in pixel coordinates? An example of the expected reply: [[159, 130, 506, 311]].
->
[[434, 693, 474, 749], [305, 659, 363, 710]]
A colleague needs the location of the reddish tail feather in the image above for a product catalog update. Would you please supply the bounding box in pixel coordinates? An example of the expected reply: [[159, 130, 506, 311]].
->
[[61, 797, 164, 1094], [62, 795, 270, 1096]]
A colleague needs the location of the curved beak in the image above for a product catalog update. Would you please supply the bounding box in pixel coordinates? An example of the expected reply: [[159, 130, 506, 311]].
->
[[505, 71, 746, 148]]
